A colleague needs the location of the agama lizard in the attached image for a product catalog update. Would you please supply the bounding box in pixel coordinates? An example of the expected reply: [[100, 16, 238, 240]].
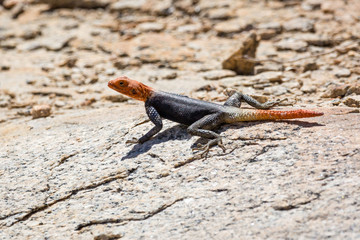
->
[[108, 76, 323, 154]]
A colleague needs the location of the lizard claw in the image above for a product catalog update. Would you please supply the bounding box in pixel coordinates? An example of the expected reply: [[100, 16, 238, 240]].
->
[[192, 137, 226, 157]]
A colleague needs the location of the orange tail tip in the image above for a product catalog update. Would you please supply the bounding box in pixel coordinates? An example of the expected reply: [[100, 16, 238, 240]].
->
[[255, 109, 324, 120]]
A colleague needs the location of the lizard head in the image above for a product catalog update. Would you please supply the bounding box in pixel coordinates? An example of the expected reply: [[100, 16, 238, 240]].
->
[[108, 76, 153, 102]]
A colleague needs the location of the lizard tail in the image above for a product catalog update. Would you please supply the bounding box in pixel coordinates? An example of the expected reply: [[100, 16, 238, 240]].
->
[[234, 109, 324, 121]]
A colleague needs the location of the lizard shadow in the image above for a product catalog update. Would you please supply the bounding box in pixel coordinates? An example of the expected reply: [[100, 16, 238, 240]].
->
[[121, 124, 191, 160], [121, 119, 324, 160]]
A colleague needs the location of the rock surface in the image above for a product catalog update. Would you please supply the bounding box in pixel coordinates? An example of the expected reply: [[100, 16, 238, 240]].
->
[[0, 0, 360, 239]]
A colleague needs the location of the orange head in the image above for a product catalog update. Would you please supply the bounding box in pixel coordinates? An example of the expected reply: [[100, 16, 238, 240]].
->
[[108, 76, 153, 102]]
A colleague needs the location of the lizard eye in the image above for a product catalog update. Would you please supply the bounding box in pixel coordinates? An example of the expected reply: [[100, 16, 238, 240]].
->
[[119, 81, 124, 86], [132, 89, 136, 95]]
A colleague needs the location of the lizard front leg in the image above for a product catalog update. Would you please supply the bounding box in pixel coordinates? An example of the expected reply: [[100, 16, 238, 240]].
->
[[127, 102, 163, 144], [224, 92, 283, 109], [187, 113, 226, 156]]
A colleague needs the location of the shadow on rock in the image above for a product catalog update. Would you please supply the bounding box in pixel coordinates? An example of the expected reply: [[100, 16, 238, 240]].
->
[[121, 124, 191, 160]]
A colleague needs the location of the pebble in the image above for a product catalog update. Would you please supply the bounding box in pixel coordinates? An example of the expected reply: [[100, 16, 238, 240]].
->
[[333, 68, 351, 78], [110, 0, 145, 11], [202, 70, 236, 80], [263, 86, 288, 96], [321, 84, 348, 98], [176, 24, 203, 34], [214, 19, 252, 36], [254, 71, 284, 83], [343, 95, 360, 108], [283, 18, 315, 32], [31, 105, 52, 119], [206, 8, 234, 20], [136, 22, 165, 32], [275, 38, 308, 52]]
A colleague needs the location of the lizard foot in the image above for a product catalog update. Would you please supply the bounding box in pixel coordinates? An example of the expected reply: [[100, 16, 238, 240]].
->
[[192, 138, 226, 157], [264, 98, 288, 108]]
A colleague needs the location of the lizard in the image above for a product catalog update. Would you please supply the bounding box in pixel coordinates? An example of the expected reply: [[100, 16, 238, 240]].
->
[[108, 76, 323, 155]]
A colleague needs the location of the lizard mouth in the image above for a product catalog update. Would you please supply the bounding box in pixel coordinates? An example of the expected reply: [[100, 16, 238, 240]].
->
[[108, 80, 116, 90]]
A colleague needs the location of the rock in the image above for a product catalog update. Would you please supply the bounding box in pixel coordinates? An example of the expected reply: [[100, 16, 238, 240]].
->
[[301, 84, 317, 94], [254, 71, 284, 83], [136, 22, 165, 32], [31, 105, 52, 119], [110, 0, 145, 12], [333, 68, 351, 78], [275, 38, 308, 52], [263, 85, 288, 96], [202, 69, 236, 80], [10, 2, 25, 19], [343, 95, 360, 108], [283, 18, 315, 32], [214, 19, 252, 36], [321, 0, 344, 14], [222, 32, 259, 75], [37, 0, 111, 9], [257, 22, 282, 40], [301, 0, 322, 11], [18, 35, 76, 51], [254, 63, 283, 74], [206, 8, 234, 20], [176, 23, 203, 34], [302, 62, 318, 72], [296, 33, 335, 47], [321, 84, 348, 98], [346, 83, 360, 96]]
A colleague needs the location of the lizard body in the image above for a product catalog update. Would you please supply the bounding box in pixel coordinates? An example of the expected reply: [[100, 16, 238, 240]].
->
[[108, 76, 323, 152]]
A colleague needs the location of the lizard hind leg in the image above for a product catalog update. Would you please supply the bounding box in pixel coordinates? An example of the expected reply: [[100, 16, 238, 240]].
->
[[224, 92, 284, 109], [187, 113, 226, 157]]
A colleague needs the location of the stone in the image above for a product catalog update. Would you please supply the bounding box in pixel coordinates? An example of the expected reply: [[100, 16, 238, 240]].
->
[[222, 32, 259, 75], [343, 95, 360, 108], [283, 18, 315, 32], [263, 85, 288, 96], [202, 69, 236, 80], [321, 84, 348, 98], [110, 0, 145, 12], [176, 24, 203, 34], [206, 8, 234, 20], [214, 19, 252, 36], [136, 22, 165, 32], [275, 38, 308, 52], [301, 84, 317, 94], [254, 71, 284, 83], [31, 105, 52, 119], [301, 0, 322, 11], [333, 68, 351, 78]]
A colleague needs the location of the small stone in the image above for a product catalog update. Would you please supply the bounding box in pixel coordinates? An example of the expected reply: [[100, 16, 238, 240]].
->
[[283, 18, 315, 32], [257, 22, 282, 33], [343, 95, 360, 108], [202, 70, 236, 80], [263, 86, 288, 96], [136, 22, 165, 32], [301, 0, 322, 11], [301, 84, 317, 93], [206, 8, 233, 20], [31, 105, 52, 119], [346, 83, 360, 96], [321, 84, 348, 98], [176, 24, 203, 34], [105, 68, 116, 76], [302, 62, 318, 72], [275, 38, 308, 52], [214, 19, 252, 36], [255, 71, 284, 83], [254, 63, 283, 74], [57, 57, 78, 68], [110, 0, 145, 11], [333, 68, 351, 78]]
